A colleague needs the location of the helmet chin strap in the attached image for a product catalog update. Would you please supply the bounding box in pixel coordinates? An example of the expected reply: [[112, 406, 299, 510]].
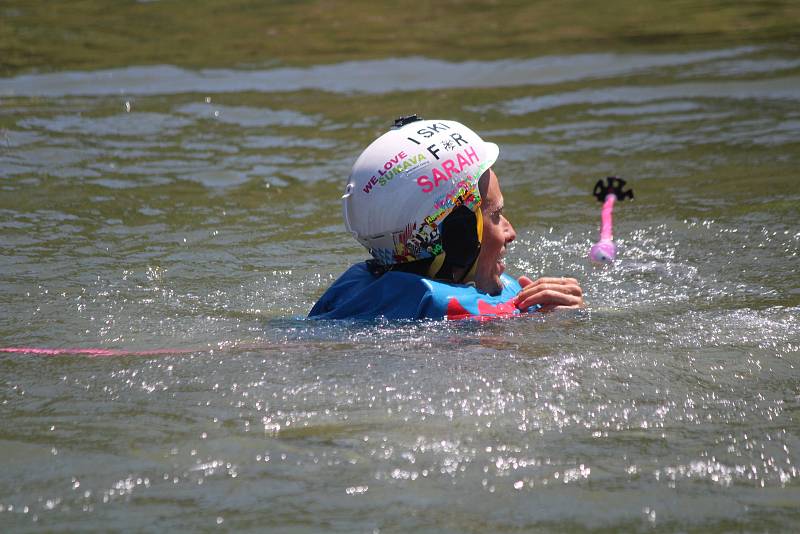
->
[[426, 252, 447, 279], [460, 251, 481, 284]]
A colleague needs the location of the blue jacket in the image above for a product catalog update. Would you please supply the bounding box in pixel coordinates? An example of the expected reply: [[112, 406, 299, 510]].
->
[[308, 262, 528, 320]]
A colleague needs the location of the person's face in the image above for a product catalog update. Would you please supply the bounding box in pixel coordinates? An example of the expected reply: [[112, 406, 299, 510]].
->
[[474, 169, 516, 295]]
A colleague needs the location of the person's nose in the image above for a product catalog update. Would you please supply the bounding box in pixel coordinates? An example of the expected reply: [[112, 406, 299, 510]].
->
[[503, 216, 516, 243]]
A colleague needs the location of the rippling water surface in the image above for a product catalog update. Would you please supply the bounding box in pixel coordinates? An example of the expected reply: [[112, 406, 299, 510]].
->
[[1, 2, 800, 531]]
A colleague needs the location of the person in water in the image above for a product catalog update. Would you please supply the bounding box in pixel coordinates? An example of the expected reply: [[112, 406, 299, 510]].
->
[[309, 116, 584, 320]]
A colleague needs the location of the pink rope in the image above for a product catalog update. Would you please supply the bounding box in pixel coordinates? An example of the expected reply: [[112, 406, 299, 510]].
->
[[0, 347, 196, 357]]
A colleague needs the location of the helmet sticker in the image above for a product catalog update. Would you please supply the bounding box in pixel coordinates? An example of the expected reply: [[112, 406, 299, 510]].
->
[[425, 180, 481, 226], [391, 221, 442, 263], [362, 152, 428, 194], [416, 146, 480, 193], [378, 153, 427, 188]]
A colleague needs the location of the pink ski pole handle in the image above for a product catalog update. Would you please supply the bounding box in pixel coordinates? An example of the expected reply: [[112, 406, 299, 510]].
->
[[589, 194, 617, 263], [588, 177, 633, 264]]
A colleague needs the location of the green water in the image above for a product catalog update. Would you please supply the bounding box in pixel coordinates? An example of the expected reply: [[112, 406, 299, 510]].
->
[[1, 1, 799, 531]]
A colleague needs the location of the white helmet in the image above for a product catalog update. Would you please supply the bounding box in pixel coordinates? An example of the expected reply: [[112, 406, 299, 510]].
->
[[342, 116, 499, 268]]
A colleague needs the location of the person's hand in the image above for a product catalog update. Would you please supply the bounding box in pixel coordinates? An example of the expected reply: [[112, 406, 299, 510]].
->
[[514, 276, 584, 312]]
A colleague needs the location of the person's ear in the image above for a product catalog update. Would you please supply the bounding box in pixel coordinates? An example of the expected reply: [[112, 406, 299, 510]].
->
[[441, 205, 480, 268]]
